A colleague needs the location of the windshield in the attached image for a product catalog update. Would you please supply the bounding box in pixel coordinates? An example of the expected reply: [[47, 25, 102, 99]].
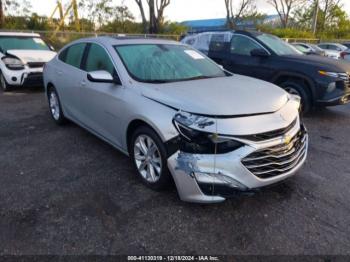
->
[[114, 44, 226, 83], [309, 44, 323, 52], [257, 34, 303, 56], [293, 44, 308, 53], [0, 36, 50, 53]]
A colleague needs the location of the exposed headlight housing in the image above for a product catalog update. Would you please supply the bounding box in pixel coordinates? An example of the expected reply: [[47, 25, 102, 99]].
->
[[2, 56, 25, 70], [288, 94, 301, 111], [173, 112, 243, 154]]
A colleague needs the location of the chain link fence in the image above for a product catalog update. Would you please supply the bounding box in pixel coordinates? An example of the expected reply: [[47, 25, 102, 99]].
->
[[2, 30, 349, 49]]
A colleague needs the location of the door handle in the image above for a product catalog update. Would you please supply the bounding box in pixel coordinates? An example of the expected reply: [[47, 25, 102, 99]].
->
[[56, 70, 63, 75]]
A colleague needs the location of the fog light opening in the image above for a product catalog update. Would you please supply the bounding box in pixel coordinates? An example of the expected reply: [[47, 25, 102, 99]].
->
[[193, 172, 247, 190], [327, 82, 336, 93]]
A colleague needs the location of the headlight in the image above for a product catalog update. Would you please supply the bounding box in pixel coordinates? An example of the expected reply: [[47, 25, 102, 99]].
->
[[173, 112, 243, 154], [2, 56, 25, 70], [318, 71, 344, 79]]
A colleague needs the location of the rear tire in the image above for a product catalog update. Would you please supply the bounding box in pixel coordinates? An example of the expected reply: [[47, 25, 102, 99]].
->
[[0, 73, 10, 92], [130, 126, 172, 191], [47, 87, 67, 125], [280, 81, 311, 113]]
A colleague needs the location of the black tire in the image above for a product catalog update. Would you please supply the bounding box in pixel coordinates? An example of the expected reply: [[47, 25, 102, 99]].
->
[[279, 80, 312, 113], [130, 126, 172, 191], [0, 72, 11, 92], [47, 87, 67, 125]]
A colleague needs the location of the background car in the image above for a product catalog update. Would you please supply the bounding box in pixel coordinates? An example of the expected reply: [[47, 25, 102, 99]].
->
[[0, 32, 56, 91], [43, 37, 307, 203], [342, 42, 350, 49], [317, 42, 350, 61], [182, 31, 350, 113], [291, 43, 326, 56]]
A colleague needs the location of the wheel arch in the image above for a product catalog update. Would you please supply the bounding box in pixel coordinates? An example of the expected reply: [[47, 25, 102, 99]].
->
[[272, 72, 316, 103], [126, 118, 167, 154]]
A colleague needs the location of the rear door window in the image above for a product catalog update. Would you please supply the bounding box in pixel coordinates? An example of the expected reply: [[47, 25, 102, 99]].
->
[[209, 34, 230, 52], [59, 43, 87, 69]]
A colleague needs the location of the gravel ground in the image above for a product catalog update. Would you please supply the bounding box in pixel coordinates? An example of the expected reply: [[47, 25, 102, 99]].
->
[[0, 87, 350, 256]]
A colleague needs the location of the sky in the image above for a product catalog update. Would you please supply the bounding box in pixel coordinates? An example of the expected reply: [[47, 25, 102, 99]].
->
[[31, 0, 350, 22]]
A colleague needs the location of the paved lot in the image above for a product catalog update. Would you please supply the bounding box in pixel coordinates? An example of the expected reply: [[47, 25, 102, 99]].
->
[[0, 87, 350, 256]]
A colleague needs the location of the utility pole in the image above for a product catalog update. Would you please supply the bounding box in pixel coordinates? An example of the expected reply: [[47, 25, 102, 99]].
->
[[312, 0, 319, 35]]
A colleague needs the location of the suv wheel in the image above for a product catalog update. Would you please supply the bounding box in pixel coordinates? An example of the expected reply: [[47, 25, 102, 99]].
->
[[48, 87, 66, 125], [280, 81, 311, 113], [130, 126, 172, 190], [0, 73, 10, 92]]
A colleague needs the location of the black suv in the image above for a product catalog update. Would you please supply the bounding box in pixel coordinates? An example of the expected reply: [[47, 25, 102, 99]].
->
[[182, 31, 350, 112]]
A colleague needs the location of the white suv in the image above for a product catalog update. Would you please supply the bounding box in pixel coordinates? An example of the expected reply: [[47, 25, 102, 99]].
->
[[0, 32, 56, 91]]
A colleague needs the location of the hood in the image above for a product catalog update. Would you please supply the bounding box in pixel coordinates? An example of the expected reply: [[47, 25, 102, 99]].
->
[[6, 50, 57, 64], [140, 75, 289, 116], [283, 54, 350, 72]]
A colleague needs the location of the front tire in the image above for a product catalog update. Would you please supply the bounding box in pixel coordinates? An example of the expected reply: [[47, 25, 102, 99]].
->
[[130, 126, 172, 191], [280, 81, 311, 113], [0, 73, 10, 92], [48, 87, 66, 125]]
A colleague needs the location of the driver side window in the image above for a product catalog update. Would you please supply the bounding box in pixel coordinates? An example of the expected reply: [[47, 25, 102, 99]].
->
[[85, 44, 115, 75], [230, 35, 261, 56]]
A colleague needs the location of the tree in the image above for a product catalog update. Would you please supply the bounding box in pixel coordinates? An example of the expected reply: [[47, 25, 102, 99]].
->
[[0, 1, 4, 28], [267, 0, 305, 28], [79, 0, 114, 30], [134, 0, 171, 34], [319, 0, 342, 31], [134, 0, 147, 33], [0, 0, 31, 28], [224, 0, 257, 29]]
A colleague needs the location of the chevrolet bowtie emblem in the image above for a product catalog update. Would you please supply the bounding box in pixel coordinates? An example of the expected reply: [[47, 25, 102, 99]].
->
[[283, 134, 292, 145]]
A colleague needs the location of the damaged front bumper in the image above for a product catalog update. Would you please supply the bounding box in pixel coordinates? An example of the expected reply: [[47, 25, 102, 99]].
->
[[167, 118, 308, 204], [2, 66, 44, 87]]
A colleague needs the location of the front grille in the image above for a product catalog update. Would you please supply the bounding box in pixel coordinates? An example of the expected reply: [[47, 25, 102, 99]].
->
[[235, 118, 297, 142], [339, 73, 350, 89], [242, 127, 307, 179], [27, 62, 45, 68]]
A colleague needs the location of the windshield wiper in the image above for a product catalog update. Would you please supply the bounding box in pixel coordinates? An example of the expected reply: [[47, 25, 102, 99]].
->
[[143, 79, 173, 84], [142, 75, 218, 84], [183, 75, 215, 81]]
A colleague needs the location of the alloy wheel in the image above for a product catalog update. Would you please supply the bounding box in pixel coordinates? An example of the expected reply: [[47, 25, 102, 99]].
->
[[49, 91, 60, 121], [133, 135, 162, 183]]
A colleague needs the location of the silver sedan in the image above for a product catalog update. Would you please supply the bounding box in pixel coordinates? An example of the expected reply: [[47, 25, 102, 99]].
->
[[44, 37, 308, 203]]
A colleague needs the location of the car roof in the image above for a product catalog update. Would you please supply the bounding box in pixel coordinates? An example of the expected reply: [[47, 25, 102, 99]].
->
[[72, 36, 181, 47], [320, 42, 343, 46], [0, 32, 41, 37]]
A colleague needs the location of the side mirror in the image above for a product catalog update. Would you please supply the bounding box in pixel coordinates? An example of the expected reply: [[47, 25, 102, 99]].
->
[[250, 48, 270, 58], [87, 70, 121, 85], [49, 45, 55, 51]]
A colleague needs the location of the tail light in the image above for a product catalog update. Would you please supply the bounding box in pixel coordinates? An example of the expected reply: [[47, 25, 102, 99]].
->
[[340, 52, 347, 59]]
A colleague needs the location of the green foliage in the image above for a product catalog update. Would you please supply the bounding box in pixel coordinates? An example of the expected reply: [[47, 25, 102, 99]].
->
[[160, 21, 188, 35], [259, 26, 316, 39]]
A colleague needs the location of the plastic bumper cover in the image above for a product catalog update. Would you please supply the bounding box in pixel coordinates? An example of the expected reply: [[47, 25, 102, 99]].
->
[[167, 124, 308, 203]]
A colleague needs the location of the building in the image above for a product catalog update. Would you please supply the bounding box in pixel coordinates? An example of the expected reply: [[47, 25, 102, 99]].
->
[[182, 15, 280, 33]]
